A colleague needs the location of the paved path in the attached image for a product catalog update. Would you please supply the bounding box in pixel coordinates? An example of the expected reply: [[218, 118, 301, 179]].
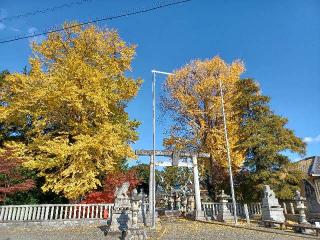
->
[[0, 219, 313, 240]]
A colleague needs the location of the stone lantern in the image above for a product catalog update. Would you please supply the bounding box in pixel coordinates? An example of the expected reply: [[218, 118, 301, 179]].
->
[[187, 193, 195, 213], [181, 194, 188, 213], [169, 195, 174, 210], [293, 190, 314, 234], [176, 193, 181, 210], [131, 188, 142, 228], [294, 190, 309, 224], [217, 190, 234, 222]]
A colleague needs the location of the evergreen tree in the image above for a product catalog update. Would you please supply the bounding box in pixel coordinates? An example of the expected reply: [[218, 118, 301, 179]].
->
[[235, 78, 305, 201]]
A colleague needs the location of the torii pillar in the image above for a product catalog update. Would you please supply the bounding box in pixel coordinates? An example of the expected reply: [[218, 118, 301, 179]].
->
[[192, 154, 205, 220]]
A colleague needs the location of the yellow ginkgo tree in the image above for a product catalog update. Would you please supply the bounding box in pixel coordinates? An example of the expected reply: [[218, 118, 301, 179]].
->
[[162, 57, 245, 174], [0, 23, 142, 200]]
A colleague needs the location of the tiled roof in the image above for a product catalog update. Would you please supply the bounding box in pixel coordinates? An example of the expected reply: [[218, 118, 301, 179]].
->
[[310, 156, 320, 176], [294, 156, 320, 176]]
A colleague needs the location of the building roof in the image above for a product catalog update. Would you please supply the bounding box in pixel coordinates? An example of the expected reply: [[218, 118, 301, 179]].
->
[[295, 156, 320, 176]]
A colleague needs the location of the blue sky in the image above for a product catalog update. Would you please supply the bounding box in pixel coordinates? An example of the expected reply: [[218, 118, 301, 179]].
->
[[0, 0, 319, 163]]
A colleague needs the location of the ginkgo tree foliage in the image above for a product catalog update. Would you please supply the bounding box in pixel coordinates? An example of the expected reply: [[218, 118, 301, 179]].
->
[[162, 57, 245, 171], [0, 23, 142, 200]]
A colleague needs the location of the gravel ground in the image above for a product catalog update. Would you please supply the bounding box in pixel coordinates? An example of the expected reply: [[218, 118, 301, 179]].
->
[[153, 219, 312, 240], [0, 219, 313, 240], [0, 224, 114, 240]]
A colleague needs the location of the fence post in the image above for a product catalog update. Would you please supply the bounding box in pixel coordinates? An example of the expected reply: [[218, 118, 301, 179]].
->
[[28, 206, 33, 220], [78, 205, 81, 219], [99, 205, 103, 219], [290, 202, 295, 214], [3, 207, 9, 220], [44, 206, 49, 220], [243, 204, 250, 224], [82, 205, 86, 218], [0, 207, 4, 220], [40, 206, 45, 220], [19, 207, 24, 220], [24, 207, 29, 220], [72, 205, 77, 219], [50, 206, 54, 220], [282, 202, 287, 214], [12, 207, 17, 220], [8, 206, 13, 220], [32, 207, 37, 220], [68, 206, 72, 219]]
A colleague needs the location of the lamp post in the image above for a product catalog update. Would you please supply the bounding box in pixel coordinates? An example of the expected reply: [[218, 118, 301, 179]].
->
[[218, 77, 238, 224], [150, 70, 173, 228]]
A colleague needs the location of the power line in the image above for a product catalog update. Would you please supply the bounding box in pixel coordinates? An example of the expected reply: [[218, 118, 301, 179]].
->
[[0, 0, 191, 44], [0, 0, 95, 22]]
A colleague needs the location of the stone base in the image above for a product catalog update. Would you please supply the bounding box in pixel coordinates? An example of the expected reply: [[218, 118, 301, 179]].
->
[[216, 215, 234, 222], [164, 210, 182, 218], [262, 207, 285, 223], [109, 210, 131, 232], [195, 210, 206, 221], [125, 228, 147, 240], [217, 206, 234, 223], [185, 211, 196, 219]]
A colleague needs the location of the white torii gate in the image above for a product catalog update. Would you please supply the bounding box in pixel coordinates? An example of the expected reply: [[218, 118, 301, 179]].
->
[[135, 149, 209, 226]]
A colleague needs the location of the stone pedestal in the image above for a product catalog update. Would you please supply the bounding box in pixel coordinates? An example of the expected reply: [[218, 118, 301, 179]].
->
[[109, 183, 147, 239], [195, 209, 206, 221], [109, 209, 131, 232], [261, 185, 285, 223], [109, 186, 132, 232], [216, 190, 234, 222], [126, 228, 147, 240]]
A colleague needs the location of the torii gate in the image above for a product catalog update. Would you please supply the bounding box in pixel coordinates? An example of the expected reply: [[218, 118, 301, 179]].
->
[[135, 149, 210, 226]]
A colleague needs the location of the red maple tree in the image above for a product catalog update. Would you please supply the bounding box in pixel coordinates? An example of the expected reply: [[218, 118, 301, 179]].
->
[[0, 147, 35, 203], [81, 169, 140, 203]]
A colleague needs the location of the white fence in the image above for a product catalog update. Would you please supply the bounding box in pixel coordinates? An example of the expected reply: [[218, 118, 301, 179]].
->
[[1, 202, 261, 222], [202, 202, 261, 219], [247, 203, 262, 216], [0, 204, 113, 222], [281, 201, 297, 214]]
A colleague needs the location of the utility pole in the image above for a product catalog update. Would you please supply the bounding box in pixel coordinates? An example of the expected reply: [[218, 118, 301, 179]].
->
[[218, 77, 238, 224]]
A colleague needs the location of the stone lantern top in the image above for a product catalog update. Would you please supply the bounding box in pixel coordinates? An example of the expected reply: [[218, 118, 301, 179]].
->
[[217, 190, 230, 203], [294, 190, 306, 202], [294, 190, 307, 210]]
